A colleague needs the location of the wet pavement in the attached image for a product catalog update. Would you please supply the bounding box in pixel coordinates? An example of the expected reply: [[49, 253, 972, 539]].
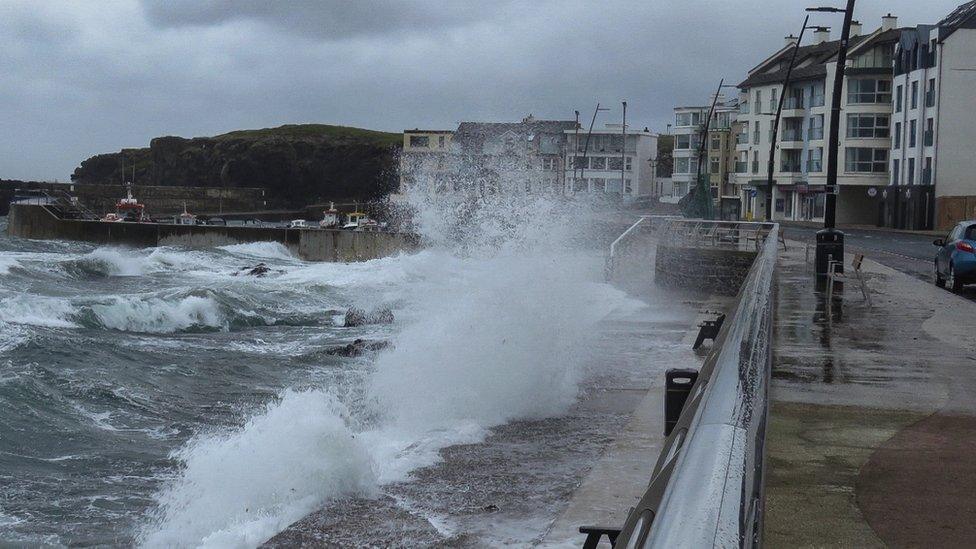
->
[[766, 240, 976, 546]]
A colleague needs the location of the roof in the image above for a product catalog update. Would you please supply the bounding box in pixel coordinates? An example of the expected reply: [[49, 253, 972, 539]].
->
[[404, 129, 454, 134], [939, 0, 976, 40], [738, 29, 902, 89], [453, 120, 578, 149]]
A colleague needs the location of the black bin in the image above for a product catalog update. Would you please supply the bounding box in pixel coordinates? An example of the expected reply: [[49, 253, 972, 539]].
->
[[815, 228, 845, 278], [665, 368, 699, 436]]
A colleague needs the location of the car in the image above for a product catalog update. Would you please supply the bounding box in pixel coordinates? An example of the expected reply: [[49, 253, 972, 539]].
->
[[933, 220, 976, 292]]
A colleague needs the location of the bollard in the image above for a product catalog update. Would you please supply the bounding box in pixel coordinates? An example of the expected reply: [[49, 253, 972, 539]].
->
[[665, 368, 699, 436]]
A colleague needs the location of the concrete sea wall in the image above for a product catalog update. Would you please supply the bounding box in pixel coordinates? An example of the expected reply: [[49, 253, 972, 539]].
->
[[7, 204, 419, 262], [654, 245, 757, 295]]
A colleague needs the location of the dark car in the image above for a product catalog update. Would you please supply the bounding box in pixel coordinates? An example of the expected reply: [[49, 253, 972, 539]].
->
[[934, 220, 976, 292]]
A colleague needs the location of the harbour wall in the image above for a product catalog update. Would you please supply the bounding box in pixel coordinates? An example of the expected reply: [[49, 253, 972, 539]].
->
[[0, 181, 266, 216], [654, 246, 757, 295], [7, 204, 419, 262]]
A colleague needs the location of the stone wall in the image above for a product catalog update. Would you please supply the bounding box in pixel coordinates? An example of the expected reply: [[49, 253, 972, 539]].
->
[[7, 204, 419, 262], [654, 245, 758, 295]]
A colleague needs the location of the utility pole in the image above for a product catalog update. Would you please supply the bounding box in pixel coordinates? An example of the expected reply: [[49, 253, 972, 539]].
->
[[809, 0, 856, 279], [573, 110, 580, 192], [766, 15, 813, 221], [581, 104, 609, 193], [621, 101, 627, 196], [693, 79, 726, 220]]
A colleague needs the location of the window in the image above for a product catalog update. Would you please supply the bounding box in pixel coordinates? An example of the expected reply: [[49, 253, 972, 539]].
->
[[542, 157, 558, 171], [753, 122, 760, 144], [926, 78, 936, 107], [752, 150, 759, 174], [674, 157, 690, 174], [625, 156, 633, 171], [408, 135, 430, 147], [755, 90, 762, 108], [710, 159, 720, 174], [895, 85, 903, 112], [852, 44, 894, 68], [811, 82, 825, 107], [847, 79, 892, 104], [909, 119, 917, 148], [608, 157, 623, 170], [438, 135, 446, 147], [770, 88, 778, 112], [923, 157, 932, 184], [847, 114, 889, 138], [710, 137, 721, 150], [808, 114, 824, 140], [590, 157, 606, 170], [675, 112, 701, 127], [675, 134, 691, 149], [925, 118, 934, 146], [892, 159, 900, 184], [807, 147, 823, 172], [911, 80, 918, 109], [574, 156, 588, 169], [845, 147, 888, 173], [894, 122, 901, 149], [908, 158, 915, 184]]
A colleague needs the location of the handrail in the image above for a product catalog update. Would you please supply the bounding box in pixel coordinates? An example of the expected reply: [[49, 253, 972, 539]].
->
[[611, 222, 778, 548], [605, 215, 680, 281]]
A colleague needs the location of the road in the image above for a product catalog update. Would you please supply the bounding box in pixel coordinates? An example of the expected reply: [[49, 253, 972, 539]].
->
[[780, 224, 976, 301]]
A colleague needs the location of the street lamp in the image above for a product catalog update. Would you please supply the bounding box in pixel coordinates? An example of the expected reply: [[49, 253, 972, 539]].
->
[[807, 0, 856, 281], [764, 17, 821, 222]]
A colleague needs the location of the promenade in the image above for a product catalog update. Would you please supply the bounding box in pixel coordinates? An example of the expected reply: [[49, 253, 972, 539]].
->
[[766, 241, 976, 546]]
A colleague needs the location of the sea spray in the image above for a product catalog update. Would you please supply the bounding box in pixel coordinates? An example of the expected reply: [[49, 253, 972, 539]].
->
[[138, 166, 639, 546]]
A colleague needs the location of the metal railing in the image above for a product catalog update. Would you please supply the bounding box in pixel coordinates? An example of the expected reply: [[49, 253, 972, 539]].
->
[[656, 219, 775, 253], [612, 221, 778, 548], [605, 215, 681, 280], [11, 189, 99, 220]]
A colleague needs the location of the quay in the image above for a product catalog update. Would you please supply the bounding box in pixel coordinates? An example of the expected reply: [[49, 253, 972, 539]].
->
[[6, 201, 419, 262]]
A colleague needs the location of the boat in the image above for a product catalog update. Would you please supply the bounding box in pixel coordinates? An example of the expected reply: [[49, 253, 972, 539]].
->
[[320, 202, 340, 229], [289, 219, 309, 229], [176, 202, 196, 225], [101, 185, 148, 222]]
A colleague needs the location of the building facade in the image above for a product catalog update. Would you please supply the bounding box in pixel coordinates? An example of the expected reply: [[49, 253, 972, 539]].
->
[[564, 124, 658, 201], [397, 129, 455, 198], [671, 100, 739, 216], [735, 17, 901, 223], [888, 2, 976, 231]]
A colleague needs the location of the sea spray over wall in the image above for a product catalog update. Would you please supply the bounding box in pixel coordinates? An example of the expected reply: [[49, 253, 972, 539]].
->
[[139, 160, 638, 547]]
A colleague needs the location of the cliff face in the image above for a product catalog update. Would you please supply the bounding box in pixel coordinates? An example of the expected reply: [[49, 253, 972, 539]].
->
[[71, 125, 402, 209]]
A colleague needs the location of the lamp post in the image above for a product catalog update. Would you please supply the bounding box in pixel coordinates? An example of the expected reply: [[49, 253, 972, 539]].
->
[[764, 16, 819, 221], [808, 0, 856, 281]]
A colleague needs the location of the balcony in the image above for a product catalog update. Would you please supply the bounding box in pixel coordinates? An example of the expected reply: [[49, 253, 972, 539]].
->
[[782, 96, 805, 116], [780, 163, 802, 173], [781, 128, 803, 142]]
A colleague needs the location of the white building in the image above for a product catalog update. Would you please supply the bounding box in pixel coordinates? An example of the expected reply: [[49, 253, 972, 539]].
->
[[564, 124, 658, 202], [735, 16, 902, 223], [887, 2, 976, 231], [671, 101, 739, 216]]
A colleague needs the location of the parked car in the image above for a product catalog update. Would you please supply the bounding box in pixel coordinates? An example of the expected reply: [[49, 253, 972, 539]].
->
[[934, 220, 976, 292]]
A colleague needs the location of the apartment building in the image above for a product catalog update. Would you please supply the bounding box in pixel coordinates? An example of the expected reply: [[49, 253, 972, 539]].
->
[[564, 124, 658, 201], [735, 16, 902, 223], [397, 129, 454, 198], [671, 100, 739, 216], [888, 1, 976, 231]]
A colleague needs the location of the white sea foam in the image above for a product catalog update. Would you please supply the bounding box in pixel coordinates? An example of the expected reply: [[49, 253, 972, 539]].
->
[[89, 294, 228, 333], [0, 256, 19, 275], [138, 390, 375, 548], [0, 295, 78, 329], [219, 242, 296, 262]]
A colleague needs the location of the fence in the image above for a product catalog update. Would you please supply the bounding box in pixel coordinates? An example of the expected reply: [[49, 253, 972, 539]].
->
[[610, 221, 778, 548]]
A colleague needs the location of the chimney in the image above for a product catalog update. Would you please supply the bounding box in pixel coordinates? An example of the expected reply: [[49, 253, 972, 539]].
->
[[815, 27, 831, 44], [849, 20, 862, 37], [785, 34, 799, 47], [882, 13, 897, 31]]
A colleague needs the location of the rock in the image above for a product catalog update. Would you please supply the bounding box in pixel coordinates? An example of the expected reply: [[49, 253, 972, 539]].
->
[[344, 307, 367, 327], [343, 307, 394, 327], [69, 124, 401, 209], [232, 263, 274, 277], [325, 339, 390, 357]]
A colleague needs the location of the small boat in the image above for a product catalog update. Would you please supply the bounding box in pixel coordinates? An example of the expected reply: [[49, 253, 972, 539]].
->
[[320, 202, 340, 229], [101, 185, 148, 222], [289, 219, 309, 229]]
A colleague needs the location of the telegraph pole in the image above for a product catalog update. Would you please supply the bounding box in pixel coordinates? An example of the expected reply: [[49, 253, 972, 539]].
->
[[621, 101, 627, 196]]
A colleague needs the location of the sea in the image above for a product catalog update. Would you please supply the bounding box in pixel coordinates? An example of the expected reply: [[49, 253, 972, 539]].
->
[[0, 193, 689, 547]]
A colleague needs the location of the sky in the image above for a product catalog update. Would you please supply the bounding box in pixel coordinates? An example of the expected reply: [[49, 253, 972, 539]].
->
[[0, 0, 963, 181]]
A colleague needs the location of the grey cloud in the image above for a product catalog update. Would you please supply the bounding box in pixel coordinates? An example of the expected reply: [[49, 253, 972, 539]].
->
[[139, 0, 521, 39]]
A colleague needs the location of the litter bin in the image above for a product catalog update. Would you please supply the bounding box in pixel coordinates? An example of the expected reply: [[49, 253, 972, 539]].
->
[[815, 228, 845, 278], [665, 368, 699, 436]]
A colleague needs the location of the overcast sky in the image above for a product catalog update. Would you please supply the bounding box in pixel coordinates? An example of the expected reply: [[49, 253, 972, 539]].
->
[[0, 0, 962, 181]]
